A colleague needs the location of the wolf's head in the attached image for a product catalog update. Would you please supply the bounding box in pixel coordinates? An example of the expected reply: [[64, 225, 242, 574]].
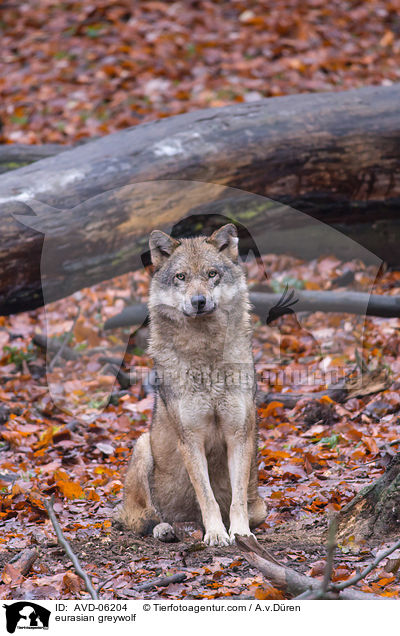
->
[[148, 223, 247, 319]]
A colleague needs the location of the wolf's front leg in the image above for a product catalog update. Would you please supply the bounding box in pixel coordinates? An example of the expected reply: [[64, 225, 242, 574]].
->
[[220, 402, 256, 541], [178, 435, 231, 547]]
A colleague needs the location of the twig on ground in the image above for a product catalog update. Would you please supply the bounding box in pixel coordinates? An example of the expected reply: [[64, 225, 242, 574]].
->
[[300, 515, 338, 600], [33, 333, 79, 361], [103, 303, 148, 330], [243, 550, 380, 600], [102, 362, 137, 389], [257, 389, 346, 408], [318, 515, 338, 598], [49, 307, 81, 370], [236, 535, 381, 600], [331, 537, 400, 592], [43, 495, 98, 600], [234, 533, 281, 566], [258, 365, 388, 407], [134, 572, 187, 592], [33, 336, 127, 364], [96, 576, 115, 596], [293, 589, 315, 599]]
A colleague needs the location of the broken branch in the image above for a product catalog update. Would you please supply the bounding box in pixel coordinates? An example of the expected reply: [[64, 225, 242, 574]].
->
[[49, 307, 81, 370], [43, 495, 98, 600], [134, 572, 187, 592], [8, 548, 38, 577], [331, 537, 400, 592], [103, 290, 400, 333], [236, 535, 381, 600]]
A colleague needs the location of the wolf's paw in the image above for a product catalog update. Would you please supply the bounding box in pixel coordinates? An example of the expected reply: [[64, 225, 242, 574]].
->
[[113, 504, 161, 535], [229, 526, 256, 544], [229, 519, 255, 543], [203, 528, 232, 547], [153, 522, 177, 543]]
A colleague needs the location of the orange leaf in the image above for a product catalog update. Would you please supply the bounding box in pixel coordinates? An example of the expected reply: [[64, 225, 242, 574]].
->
[[351, 448, 366, 460], [377, 576, 395, 586], [307, 560, 325, 577], [57, 480, 84, 499], [380, 30, 394, 47], [319, 395, 335, 405], [255, 586, 270, 599], [54, 468, 70, 481], [1, 431, 22, 447], [304, 281, 320, 290], [36, 427, 54, 449], [270, 491, 284, 499], [74, 317, 101, 346], [259, 401, 284, 417], [86, 488, 100, 502], [29, 492, 45, 509], [362, 436, 379, 456], [254, 584, 284, 600]]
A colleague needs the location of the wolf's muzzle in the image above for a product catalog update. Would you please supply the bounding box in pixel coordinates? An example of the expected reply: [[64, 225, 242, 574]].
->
[[191, 294, 207, 312]]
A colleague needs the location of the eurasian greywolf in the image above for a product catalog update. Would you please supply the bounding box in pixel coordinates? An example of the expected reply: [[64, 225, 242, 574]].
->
[[115, 223, 266, 546]]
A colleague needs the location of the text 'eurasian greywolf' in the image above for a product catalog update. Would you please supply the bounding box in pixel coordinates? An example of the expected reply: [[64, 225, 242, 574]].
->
[[115, 223, 266, 546]]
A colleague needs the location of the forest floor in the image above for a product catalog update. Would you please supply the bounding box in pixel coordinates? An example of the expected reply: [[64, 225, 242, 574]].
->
[[1, 253, 400, 599], [1, 0, 400, 145], [2, 0, 400, 601]]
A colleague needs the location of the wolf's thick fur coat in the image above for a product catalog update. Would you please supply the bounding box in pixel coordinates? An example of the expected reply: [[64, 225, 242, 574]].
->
[[115, 224, 266, 546]]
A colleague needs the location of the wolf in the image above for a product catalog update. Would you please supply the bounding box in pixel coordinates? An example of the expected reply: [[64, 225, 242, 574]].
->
[[115, 223, 266, 546]]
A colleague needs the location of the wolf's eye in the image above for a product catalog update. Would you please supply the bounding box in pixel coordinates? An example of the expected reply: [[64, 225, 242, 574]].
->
[[176, 272, 186, 281], [208, 270, 218, 278]]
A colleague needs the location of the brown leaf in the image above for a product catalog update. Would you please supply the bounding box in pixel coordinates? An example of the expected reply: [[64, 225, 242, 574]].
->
[[2, 563, 24, 585], [63, 571, 83, 594]]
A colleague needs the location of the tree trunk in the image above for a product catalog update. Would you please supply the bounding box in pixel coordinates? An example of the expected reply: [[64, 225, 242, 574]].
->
[[338, 454, 400, 544], [0, 143, 74, 174], [102, 291, 400, 332], [1, 83, 400, 314]]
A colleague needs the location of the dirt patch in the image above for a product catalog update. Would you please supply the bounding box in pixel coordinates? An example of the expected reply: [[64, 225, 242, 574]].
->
[[0, 515, 333, 600]]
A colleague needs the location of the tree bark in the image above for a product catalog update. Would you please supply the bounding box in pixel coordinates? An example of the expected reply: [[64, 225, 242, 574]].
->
[[1, 83, 400, 314], [338, 454, 400, 544], [0, 143, 74, 174], [235, 536, 380, 599]]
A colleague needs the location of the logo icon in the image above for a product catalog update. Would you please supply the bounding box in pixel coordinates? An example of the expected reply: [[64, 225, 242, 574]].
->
[[3, 602, 50, 633]]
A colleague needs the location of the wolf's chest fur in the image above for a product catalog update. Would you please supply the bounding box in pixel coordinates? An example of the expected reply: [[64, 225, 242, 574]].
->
[[149, 307, 255, 402]]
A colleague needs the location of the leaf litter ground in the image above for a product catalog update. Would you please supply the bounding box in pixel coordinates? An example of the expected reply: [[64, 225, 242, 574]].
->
[[2, 0, 400, 145], [2, 0, 400, 601], [1, 254, 400, 599]]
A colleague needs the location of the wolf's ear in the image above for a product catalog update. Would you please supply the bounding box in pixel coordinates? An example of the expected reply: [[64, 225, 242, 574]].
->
[[207, 223, 238, 262], [149, 230, 180, 268]]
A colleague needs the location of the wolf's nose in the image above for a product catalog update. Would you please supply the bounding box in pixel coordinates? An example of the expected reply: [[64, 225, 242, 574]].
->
[[191, 294, 206, 311]]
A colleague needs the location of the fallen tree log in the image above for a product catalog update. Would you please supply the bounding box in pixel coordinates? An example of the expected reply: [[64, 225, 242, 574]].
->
[[252, 290, 400, 321], [1, 83, 400, 315], [241, 551, 377, 600], [32, 333, 79, 361], [6, 548, 38, 579], [257, 367, 388, 407], [0, 143, 73, 174], [103, 290, 400, 331], [235, 535, 381, 599]]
